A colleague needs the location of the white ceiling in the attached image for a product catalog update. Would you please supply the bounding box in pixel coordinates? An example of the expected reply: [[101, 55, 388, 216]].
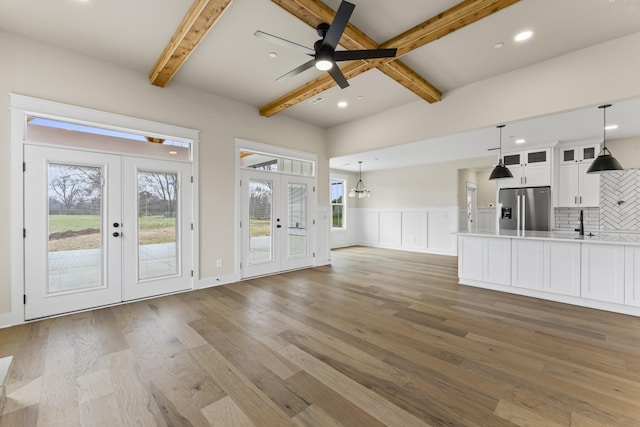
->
[[1, 0, 640, 169], [330, 97, 640, 172]]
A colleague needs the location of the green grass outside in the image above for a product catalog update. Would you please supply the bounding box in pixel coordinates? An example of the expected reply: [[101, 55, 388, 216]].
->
[[48, 214, 175, 233], [249, 218, 271, 237], [48, 214, 101, 232], [48, 214, 177, 251]]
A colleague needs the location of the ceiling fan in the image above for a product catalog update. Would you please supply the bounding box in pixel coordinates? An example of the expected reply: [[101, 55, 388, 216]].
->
[[254, 0, 397, 89]]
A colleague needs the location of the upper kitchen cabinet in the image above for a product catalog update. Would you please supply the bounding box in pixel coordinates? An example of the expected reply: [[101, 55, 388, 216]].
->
[[556, 143, 600, 207], [498, 148, 551, 189]]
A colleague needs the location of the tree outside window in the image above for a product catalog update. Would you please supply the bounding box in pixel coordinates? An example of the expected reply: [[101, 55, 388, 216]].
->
[[331, 178, 345, 228]]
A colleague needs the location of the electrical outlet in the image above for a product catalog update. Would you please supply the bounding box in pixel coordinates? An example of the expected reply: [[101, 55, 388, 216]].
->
[[216, 259, 222, 268]]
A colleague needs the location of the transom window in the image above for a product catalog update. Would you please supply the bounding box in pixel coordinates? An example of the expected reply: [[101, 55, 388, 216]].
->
[[240, 150, 314, 176]]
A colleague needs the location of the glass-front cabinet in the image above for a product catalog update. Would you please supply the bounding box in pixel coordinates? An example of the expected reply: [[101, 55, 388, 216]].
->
[[498, 148, 551, 188], [556, 143, 600, 207]]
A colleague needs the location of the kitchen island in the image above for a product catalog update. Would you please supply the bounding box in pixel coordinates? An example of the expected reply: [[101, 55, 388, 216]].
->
[[458, 230, 640, 316]]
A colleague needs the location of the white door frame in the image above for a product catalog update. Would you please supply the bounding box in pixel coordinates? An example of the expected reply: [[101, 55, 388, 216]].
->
[[466, 182, 478, 232], [234, 138, 318, 279], [8, 93, 199, 326]]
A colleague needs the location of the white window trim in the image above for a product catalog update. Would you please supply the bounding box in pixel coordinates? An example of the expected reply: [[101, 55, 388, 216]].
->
[[330, 173, 348, 230], [234, 138, 318, 279]]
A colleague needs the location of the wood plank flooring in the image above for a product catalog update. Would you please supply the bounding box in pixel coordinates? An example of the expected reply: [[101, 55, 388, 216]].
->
[[1, 246, 640, 426]]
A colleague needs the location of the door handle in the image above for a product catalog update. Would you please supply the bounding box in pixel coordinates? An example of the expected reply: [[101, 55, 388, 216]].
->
[[113, 222, 120, 228], [276, 225, 282, 228], [113, 232, 121, 237]]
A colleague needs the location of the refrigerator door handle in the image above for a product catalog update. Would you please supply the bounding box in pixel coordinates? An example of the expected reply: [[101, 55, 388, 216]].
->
[[521, 193, 526, 232], [516, 194, 521, 232]]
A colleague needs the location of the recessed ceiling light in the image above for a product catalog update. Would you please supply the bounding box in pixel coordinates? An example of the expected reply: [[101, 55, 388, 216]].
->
[[515, 139, 526, 144], [605, 124, 619, 130], [514, 30, 533, 42], [494, 42, 505, 49], [169, 151, 178, 155], [337, 101, 348, 108], [268, 52, 277, 58]]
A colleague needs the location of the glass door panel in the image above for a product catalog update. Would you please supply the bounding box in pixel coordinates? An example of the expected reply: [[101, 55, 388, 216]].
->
[[249, 179, 274, 264], [241, 171, 314, 278], [280, 175, 314, 271], [24, 146, 122, 320], [287, 182, 307, 258], [122, 157, 192, 301], [47, 163, 104, 293], [137, 171, 178, 280]]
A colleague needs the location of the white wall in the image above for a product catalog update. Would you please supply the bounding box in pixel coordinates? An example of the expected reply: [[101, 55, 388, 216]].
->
[[608, 136, 640, 169], [0, 31, 329, 317], [331, 157, 497, 255], [326, 32, 640, 158]]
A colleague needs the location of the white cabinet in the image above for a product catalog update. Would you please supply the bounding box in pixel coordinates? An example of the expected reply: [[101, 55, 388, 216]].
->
[[498, 148, 551, 188], [557, 144, 600, 207], [511, 239, 580, 296], [511, 239, 544, 290], [484, 237, 511, 285], [581, 243, 625, 304], [544, 241, 581, 296], [459, 235, 640, 316], [458, 236, 510, 285], [458, 236, 483, 281], [625, 246, 640, 307]]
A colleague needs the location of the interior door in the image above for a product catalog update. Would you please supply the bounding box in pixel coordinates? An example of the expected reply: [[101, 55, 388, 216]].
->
[[24, 145, 123, 319], [241, 170, 314, 278], [24, 145, 193, 320]]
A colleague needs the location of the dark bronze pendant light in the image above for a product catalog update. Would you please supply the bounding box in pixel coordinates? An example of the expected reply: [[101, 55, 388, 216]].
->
[[489, 124, 513, 180], [587, 104, 623, 173]]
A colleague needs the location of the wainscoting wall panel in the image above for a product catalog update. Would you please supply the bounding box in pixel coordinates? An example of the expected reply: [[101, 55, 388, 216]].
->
[[401, 211, 428, 250], [360, 209, 380, 245], [379, 211, 402, 247], [346, 207, 458, 256]]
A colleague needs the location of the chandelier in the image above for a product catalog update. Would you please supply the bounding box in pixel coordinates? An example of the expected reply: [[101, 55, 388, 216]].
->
[[348, 161, 370, 198]]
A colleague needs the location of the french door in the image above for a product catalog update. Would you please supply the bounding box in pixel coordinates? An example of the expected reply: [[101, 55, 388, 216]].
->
[[241, 169, 314, 278], [24, 145, 192, 320]]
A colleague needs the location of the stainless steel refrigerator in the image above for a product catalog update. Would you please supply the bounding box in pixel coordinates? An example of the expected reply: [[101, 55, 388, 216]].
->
[[498, 186, 551, 232]]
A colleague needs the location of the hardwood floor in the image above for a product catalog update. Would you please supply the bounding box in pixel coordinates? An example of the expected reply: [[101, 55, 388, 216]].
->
[[1, 246, 640, 426]]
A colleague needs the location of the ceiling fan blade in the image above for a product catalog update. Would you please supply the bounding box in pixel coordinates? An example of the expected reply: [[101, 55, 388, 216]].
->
[[328, 65, 350, 89], [333, 48, 398, 61], [323, 0, 355, 50], [275, 59, 316, 82], [254, 30, 314, 56]]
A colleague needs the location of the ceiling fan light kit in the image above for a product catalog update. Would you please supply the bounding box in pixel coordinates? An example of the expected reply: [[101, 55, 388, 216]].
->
[[255, 0, 397, 89]]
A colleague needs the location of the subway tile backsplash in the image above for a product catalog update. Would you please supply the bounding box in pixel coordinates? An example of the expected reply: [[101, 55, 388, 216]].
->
[[554, 207, 599, 231], [554, 169, 640, 233]]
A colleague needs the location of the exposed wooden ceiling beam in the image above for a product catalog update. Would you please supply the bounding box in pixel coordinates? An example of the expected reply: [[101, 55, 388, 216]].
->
[[380, 0, 520, 55], [260, 0, 519, 118], [149, 0, 233, 87]]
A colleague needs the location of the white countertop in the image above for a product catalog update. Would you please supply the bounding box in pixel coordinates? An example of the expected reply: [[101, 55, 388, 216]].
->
[[458, 229, 640, 245]]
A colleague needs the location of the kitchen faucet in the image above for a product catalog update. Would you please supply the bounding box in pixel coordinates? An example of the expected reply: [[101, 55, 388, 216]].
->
[[575, 209, 584, 236]]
